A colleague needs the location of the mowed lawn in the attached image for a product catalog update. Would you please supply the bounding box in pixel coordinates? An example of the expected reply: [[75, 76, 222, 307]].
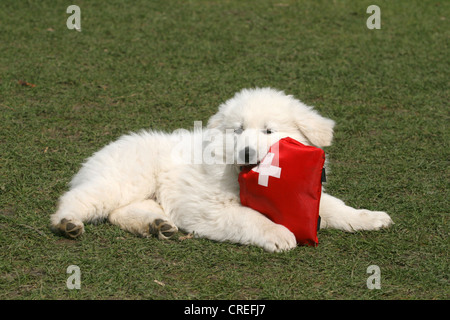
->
[[0, 0, 448, 300]]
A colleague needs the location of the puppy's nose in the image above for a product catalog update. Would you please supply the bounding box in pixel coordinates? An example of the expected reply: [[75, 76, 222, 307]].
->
[[239, 147, 256, 164]]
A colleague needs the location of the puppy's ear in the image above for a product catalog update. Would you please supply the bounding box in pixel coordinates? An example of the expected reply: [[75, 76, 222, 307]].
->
[[293, 102, 335, 147], [206, 107, 225, 130]]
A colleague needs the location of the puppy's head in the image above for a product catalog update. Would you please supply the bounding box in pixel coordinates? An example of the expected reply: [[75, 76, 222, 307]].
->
[[207, 88, 335, 168]]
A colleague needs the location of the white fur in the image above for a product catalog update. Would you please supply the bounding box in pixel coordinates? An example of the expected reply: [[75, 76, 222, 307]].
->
[[51, 88, 393, 252]]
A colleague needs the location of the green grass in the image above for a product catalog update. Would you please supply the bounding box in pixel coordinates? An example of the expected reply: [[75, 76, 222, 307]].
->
[[0, 0, 448, 300]]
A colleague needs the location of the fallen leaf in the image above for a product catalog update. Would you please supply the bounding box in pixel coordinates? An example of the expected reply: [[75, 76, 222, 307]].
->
[[18, 80, 36, 88], [178, 233, 194, 240], [153, 279, 165, 287]]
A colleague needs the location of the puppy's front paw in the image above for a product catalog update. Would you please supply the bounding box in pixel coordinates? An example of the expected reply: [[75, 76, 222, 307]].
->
[[355, 210, 393, 231], [261, 224, 297, 252]]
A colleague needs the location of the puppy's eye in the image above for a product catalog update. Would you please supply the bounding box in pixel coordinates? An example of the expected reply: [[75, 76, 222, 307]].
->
[[265, 128, 273, 134], [234, 127, 243, 134]]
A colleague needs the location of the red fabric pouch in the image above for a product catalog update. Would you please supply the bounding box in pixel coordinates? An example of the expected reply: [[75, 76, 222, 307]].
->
[[238, 137, 325, 246]]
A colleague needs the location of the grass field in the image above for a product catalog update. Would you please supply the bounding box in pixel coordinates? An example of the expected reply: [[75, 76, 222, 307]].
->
[[0, 0, 448, 300]]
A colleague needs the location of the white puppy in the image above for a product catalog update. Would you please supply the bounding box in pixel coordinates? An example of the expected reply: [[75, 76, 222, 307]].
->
[[50, 88, 392, 252]]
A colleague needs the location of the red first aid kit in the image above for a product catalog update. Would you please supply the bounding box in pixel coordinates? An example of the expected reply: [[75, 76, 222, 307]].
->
[[238, 137, 325, 246]]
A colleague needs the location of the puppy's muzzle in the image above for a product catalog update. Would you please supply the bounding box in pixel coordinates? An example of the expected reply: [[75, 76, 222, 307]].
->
[[239, 147, 257, 165]]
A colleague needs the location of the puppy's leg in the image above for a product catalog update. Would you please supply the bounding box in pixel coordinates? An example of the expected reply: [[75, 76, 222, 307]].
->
[[51, 181, 127, 238], [181, 205, 297, 252], [108, 200, 178, 239], [319, 193, 393, 231]]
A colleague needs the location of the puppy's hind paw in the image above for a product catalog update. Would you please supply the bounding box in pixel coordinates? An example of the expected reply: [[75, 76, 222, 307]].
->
[[56, 218, 84, 239], [149, 219, 178, 240]]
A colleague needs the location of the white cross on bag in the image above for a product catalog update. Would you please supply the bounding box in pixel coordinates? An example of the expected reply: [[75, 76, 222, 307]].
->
[[251, 152, 281, 187]]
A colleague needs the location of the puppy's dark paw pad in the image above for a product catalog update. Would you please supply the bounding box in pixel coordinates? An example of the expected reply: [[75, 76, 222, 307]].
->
[[59, 218, 84, 239], [149, 219, 178, 240]]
